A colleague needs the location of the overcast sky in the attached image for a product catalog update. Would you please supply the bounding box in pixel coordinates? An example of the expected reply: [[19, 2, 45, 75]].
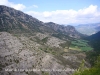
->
[[0, 0, 100, 25]]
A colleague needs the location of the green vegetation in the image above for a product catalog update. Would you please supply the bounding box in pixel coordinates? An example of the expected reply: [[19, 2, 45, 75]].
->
[[33, 37, 48, 45], [60, 41, 71, 49], [52, 33, 69, 40], [73, 55, 100, 75], [70, 39, 93, 51], [14, 59, 19, 64], [42, 71, 49, 75], [39, 46, 63, 55], [0, 63, 5, 71], [41, 37, 48, 43]]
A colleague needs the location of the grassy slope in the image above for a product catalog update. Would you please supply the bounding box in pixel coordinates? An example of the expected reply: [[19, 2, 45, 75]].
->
[[70, 39, 93, 51]]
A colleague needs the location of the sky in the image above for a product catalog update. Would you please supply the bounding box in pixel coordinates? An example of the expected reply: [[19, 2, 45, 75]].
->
[[0, 0, 100, 25]]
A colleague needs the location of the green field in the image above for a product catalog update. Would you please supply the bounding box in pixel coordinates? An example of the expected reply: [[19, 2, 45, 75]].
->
[[70, 39, 93, 51]]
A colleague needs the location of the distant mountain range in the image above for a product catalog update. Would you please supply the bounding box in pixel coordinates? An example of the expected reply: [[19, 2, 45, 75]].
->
[[75, 23, 100, 35]]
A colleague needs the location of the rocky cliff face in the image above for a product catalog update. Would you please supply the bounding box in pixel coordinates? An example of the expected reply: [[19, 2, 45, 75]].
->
[[0, 5, 90, 75], [0, 5, 81, 39], [0, 5, 40, 30], [45, 22, 81, 39]]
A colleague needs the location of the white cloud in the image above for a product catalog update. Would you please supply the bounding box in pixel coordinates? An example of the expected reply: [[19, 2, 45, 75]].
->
[[0, 0, 26, 10], [43, 11, 52, 17], [33, 5, 38, 8], [26, 5, 100, 24], [27, 5, 38, 10], [0, 1, 100, 25]]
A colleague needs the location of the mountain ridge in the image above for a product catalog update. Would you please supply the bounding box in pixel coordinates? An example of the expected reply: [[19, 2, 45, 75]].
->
[[0, 5, 81, 39]]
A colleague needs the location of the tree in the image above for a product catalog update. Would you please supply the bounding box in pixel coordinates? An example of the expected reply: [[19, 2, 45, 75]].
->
[[73, 56, 100, 75], [67, 40, 71, 49]]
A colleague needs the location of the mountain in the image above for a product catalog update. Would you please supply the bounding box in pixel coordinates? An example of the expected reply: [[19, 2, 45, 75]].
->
[[0, 5, 81, 39], [75, 23, 100, 35], [0, 5, 90, 75], [0, 5, 56, 34], [95, 26, 100, 32], [88, 31, 100, 52], [45, 22, 81, 39]]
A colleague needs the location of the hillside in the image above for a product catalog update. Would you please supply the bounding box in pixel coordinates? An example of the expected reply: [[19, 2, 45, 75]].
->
[[95, 26, 100, 32], [88, 31, 100, 52], [0, 5, 91, 75], [72, 32, 100, 75], [0, 5, 81, 39], [45, 22, 81, 39]]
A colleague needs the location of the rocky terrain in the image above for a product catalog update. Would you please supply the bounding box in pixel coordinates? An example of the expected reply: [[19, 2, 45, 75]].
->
[[45, 22, 80, 39], [0, 5, 91, 75]]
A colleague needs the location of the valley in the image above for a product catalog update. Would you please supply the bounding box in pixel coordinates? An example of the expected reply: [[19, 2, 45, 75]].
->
[[0, 5, 100, 75]]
